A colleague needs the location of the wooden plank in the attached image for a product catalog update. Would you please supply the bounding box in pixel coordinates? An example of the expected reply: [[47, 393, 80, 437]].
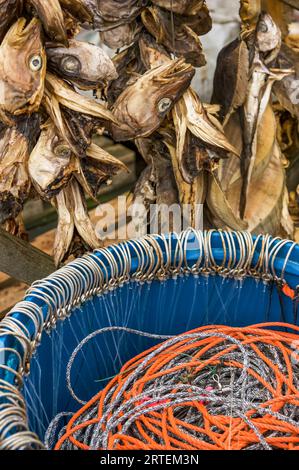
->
[[0, 227, 55, 285]]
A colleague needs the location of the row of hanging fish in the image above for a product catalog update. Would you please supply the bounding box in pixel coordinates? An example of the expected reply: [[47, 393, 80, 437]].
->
[[0, 0, 298, 266], [122, 0, 298, 237]]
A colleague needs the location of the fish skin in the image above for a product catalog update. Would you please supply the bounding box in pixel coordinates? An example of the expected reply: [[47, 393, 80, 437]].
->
[[46, 39, 117, 89], [2, 214, 28, 241], [141, 6, 207, 67], [212, 38, 250, 124], [256, 12, 282, 58], [151, 0, 207, 16], [110, 58, 195, 141], [165, 140, 207, 228], [0, 0, 22, 43], [45, 73, 116, 123], [71, 179, 101, 250], [53, 179, 102, 266], [97, 0, 148, 24], [44, 73, 117, 156], [59, 0, 93, 24], [206, 171, 248, 231], [77, 143, 129, 199], [132, 137, 180, 231], [139, 32, 170, 70], [29, 0, 68, 45], [0, 18, 46, 119], [44, 90, 101, 158], [0, 126, 31, 223], [239, 14, 287, 219], [53, 185, 75, 266], [79, 0, 148, 31], [240, 0, 261, 34], [28, 122, 76, 199], [100, 20, 142, 49], [106, 44, 145, 105]]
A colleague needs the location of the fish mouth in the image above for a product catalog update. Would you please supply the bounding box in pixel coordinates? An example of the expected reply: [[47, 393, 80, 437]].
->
[[151, 59, 195, 99]]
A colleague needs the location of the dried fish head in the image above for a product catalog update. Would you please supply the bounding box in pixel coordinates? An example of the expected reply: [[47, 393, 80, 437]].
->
[[142, 6, 206, 67], [97, 0, 148, 25], [0, 18, 46, 117], [111, 58, 195, 141], [151, 0, 206, 16], [28, 0, 68, 44], [29, 123, 75, 199], [47, 39, 117, 89], [256, 12, 281, 58], [100, 20, 142, 49], [0, 0, 22, 43], [0, 126, 31, 223], [177, 6, 212, 36]]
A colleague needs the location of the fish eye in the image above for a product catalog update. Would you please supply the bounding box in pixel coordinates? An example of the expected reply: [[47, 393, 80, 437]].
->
[[29, 54, 43, 72], [54, 144, 72, 159], [258, 22, 268, 33], [157, 97, 173, 114], [61, 56, 81, 75]]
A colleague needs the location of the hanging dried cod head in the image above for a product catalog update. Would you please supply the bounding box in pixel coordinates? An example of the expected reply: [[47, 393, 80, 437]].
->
[[110, 58, 195, 141], [28, 0, 68, 45], [0, 126, 31, 224], [28, 122, 77, 200], [142, 6, 207, 67], [47, 39, 117, 90], [256, 12, 282, 63], [151, 0, 207, 16], [100, 20, 142, 49], [0, 18, 46, 122], [96, 0, 148, 25]]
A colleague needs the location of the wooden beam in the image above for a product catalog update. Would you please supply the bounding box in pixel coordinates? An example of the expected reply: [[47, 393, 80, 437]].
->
[[0, 228, 55, 285]]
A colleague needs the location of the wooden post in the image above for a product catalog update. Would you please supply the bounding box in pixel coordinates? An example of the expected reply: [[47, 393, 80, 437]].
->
[[0, 227, 55, 286]]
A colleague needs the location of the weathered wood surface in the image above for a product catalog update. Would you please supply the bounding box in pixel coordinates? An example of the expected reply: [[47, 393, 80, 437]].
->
[[0, 227, 56, 286]]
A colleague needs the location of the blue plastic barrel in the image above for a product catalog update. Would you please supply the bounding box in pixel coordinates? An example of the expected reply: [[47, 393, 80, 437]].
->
[[0, 230, 298, 449]]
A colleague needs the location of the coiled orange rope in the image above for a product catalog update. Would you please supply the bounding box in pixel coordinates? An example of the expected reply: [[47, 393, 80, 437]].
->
[[55, 323, 299, 451]]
